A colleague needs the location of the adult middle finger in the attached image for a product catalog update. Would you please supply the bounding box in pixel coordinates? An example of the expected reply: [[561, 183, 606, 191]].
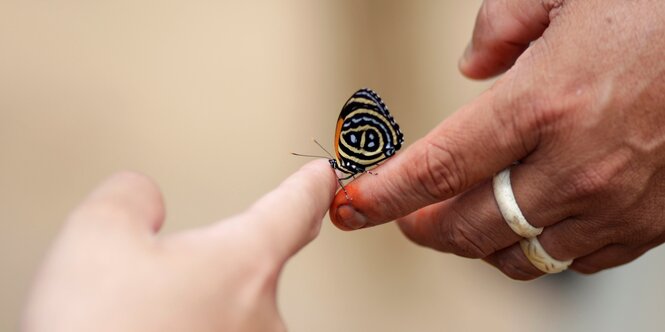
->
[[396, 162, 579, 259]]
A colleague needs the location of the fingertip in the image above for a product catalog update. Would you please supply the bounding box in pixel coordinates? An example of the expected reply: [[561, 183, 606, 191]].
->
[[457, 48, 472, 78], [460, 0, 551, 80], [458, 46, 517, 80], [331, 203, 368, 231], [329, 193, 345, 229], [297, 159, 339, 203], [458, 41, 490, 80], [262, 159, 338, 225], [329, 147, 434, 231], [229, 159, 338, 261], [329, 182, 372, 231]]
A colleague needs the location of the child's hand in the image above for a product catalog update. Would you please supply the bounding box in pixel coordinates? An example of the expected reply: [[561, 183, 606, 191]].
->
[[22, 160, 336, 332]]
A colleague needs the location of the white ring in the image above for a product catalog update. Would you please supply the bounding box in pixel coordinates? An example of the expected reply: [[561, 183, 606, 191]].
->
[[492, 168, 543, 238], [520, 237, 573, 274]]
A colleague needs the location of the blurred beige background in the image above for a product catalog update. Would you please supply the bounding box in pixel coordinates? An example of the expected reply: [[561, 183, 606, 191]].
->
[[2, 1, 664, 331]]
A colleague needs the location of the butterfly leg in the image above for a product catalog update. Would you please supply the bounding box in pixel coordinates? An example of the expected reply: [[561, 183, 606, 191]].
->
[[367, 162, 383, 175], [340, 174, 355, 180], [337, 173, 355, 200], [337, 178, 351, 201]]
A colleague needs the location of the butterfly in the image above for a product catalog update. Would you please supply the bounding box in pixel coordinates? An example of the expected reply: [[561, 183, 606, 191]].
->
[[293, 88, 404, 199]]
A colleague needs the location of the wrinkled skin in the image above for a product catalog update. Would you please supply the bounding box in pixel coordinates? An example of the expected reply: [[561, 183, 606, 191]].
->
[[330, 0, 665, 280], [23, 160, 336, 332]]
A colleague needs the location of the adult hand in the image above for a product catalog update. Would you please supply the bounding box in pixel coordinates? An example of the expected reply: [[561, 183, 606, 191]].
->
[[330, 0, 665, 280], [22, 160, 336, 332]]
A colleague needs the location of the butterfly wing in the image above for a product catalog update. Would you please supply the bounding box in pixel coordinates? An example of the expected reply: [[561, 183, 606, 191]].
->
[[334, 88, 404, 174]]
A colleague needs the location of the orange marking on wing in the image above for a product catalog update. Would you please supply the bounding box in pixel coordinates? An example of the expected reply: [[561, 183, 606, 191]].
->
[[334, 118, 344, 160]]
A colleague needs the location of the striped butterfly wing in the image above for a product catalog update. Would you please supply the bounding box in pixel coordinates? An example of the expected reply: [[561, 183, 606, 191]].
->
[[334, 88, 404, 174]]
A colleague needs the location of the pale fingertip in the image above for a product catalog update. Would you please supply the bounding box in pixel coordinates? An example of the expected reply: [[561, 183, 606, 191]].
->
[[230, 159, 338, 262], [299, 159, 340, 198]]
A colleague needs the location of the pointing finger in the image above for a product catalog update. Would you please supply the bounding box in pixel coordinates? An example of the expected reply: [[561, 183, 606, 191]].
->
[[234, 160, 337, 262], [330, 89, 539, 230]]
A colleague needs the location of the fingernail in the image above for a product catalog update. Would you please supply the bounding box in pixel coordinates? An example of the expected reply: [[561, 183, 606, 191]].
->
[[335, 205, 367, 230]]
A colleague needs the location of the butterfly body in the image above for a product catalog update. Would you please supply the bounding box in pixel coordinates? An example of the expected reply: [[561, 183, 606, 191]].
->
[[291, 88, 404, 199], [331, 88, 404, 177]]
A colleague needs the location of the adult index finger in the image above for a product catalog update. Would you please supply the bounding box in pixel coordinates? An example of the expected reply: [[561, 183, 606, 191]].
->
[[330, 89, 538, 231]]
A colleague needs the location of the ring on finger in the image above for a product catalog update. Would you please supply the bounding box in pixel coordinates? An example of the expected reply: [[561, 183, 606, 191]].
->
[[520, 237, 573, 274], [493, 166, 572, 274], [492, 167, 543, 238]]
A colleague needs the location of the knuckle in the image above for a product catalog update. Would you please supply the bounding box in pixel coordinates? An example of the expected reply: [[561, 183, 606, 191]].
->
[[443, 219, 493, 259], [558, 149, 637, 207], [415, 137, 466, 200], [490, 72, 579, 157], [542, 0, 566, 18], [558, 219, 610, 252], [529, 95, 570, 134], [511, 86, 575, 138], [626, 222, 664, 246], [497, 46, 591, 140], [566, 165, 616, 200]]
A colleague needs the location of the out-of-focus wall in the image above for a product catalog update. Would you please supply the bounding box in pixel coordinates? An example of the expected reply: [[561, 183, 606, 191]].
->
[[1, 1, 664, 331]]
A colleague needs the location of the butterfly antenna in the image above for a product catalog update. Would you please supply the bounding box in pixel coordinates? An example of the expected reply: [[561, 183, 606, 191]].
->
[[291, 152, 329, 158], [312, 138, 335, 159]]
